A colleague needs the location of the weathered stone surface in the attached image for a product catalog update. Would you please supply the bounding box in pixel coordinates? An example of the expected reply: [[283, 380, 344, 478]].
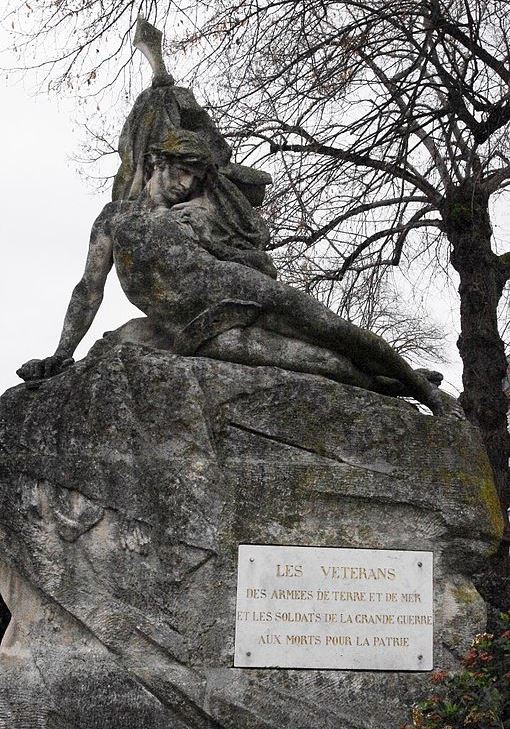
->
[[0, 343, 503, 728]]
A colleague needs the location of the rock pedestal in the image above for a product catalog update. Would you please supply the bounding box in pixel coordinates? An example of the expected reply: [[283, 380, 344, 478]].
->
[[0, 343, 503, 728]]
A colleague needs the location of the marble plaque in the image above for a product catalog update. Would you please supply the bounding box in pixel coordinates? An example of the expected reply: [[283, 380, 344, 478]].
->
[[234, 545, 433, 670]]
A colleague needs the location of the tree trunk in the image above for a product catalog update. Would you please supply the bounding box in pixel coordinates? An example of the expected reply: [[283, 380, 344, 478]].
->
[[442, 183, 509, 510]]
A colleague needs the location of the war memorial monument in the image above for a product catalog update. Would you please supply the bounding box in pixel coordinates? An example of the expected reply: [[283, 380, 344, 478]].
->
[[0, 19, 503, 728]]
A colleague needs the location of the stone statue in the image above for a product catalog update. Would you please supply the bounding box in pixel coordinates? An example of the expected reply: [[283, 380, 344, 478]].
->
[[4, 24, 499, 729], [17, 19, 446, 416], [112, 18, 271, 207]]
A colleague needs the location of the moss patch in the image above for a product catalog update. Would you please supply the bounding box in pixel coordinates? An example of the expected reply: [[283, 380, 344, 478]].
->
[[479, 473, 504, 540], [441, 451, 503, 544], [452, 583, 479, 605]]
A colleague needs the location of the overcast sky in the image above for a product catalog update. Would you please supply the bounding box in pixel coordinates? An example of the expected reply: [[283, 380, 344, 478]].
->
[[0, 27, 469, 397], [0, 78, 144, 394]]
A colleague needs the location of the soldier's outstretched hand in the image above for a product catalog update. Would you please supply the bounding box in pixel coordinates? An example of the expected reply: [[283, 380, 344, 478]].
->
[[17, 355, 74, 383]]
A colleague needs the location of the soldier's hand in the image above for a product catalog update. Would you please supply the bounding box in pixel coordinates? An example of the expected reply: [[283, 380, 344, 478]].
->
[[171, 201, 211, 239], [17, 355, 74, 383]]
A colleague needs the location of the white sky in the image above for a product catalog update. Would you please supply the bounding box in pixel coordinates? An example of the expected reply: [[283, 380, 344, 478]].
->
[[0, 78, 143, 393], [0, 29, 469, 397]]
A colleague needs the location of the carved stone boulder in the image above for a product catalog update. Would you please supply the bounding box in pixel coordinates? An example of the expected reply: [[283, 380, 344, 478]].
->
[[0, 343, 503, 728]]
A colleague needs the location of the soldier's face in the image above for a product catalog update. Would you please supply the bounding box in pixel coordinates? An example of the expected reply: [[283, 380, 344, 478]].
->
[[149, 160, 199, 206]]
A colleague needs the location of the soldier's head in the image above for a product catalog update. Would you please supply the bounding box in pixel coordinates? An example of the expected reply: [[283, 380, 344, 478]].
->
[[144, 130, 216, 206]]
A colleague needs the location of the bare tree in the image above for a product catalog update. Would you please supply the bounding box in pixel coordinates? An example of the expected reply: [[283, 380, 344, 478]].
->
[[280, 257, 447, 366], [334, 278, 447, 366], [178, 0, 510, 508], [5, 1, 506, 498]]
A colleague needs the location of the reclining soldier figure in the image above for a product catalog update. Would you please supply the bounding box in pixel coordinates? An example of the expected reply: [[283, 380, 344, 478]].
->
[[18, 128, 445, 416]]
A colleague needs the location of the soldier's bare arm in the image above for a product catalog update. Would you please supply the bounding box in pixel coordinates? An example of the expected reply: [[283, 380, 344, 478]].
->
[[17, 206, 115, 382]]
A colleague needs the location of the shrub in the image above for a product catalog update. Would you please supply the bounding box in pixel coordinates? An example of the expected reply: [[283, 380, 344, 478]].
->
[[402, 612, 510, 728]]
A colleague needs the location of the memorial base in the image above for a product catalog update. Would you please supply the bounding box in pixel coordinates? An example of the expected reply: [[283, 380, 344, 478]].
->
[[0, 343, 503, 728]]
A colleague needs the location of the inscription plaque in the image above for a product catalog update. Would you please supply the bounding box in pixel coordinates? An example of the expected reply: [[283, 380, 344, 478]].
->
[[234, 545, 433, 670]]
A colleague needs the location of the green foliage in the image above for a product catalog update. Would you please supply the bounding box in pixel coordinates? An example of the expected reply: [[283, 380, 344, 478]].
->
[[402, 612, 510, 728]]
